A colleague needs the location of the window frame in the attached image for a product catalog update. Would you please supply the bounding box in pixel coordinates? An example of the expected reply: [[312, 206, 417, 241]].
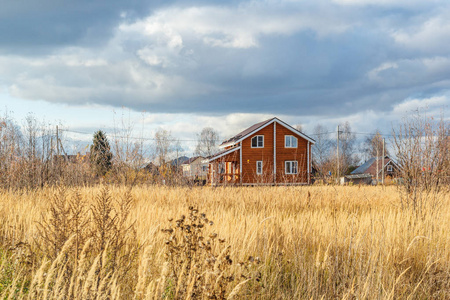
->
[[256, 160, 263, 175], [285, 161, 298, 174], [285, 135, 298, 148], [386, 165, 393, 172], [218, 162, 225, 174], [251, 135, 264, 148]]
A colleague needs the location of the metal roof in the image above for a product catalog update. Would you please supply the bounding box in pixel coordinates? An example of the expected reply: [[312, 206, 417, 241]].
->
[[351, 156, 397, 175], [220, 119, 272, 146], [345, 174, 372, 179], [181, 156, 205, 165], [207, 146, 241, 162], [220, 117, 315, 147]]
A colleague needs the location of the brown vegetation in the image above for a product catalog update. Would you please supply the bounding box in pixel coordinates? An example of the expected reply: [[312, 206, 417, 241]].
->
[[0, 185, 448, 299]]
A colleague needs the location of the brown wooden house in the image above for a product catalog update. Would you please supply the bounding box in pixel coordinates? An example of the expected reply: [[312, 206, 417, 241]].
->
[[207, 117, 315, 185]]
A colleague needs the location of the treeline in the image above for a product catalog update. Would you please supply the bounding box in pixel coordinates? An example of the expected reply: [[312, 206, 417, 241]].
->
[[0, 110, 448, 191], [0, 112, 221, 189], [0, 113, 92, 189], [311, 112, 449, 187]]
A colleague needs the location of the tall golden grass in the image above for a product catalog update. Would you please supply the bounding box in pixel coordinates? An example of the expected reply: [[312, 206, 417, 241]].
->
[[0, 185, 449, 299]]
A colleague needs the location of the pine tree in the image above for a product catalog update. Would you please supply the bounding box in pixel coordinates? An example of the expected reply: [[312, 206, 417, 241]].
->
[[90, 130, 112, 177]]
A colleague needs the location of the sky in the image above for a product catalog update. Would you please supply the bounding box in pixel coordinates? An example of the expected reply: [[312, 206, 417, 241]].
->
[[0, 0, 449, 155]]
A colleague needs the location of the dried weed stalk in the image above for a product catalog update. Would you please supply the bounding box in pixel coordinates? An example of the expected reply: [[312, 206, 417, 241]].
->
[[36, 186, 88, 260], [159, 206, 261, 299], [29, 186, 139, 298]]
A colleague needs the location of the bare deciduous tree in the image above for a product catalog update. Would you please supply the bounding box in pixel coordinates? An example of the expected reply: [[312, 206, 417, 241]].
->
[[332, 121, 359, 176], [362, 130, 389, 160], [311, 124, 332, 178], [392, 109, 449, 211], [155, 129, 173, 166], [110, 110, 150, 185], [195, 127, 219, 157]]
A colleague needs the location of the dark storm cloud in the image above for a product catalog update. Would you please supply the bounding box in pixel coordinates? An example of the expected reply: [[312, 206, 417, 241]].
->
[[0, 0, 169, 54], [0, 0, 449, 118]]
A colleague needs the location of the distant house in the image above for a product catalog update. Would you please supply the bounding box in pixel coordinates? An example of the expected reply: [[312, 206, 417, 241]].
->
[[143, 162, 159, 175], [170, 156, 189, 168], [344, 156, 399, 184], [53, 152, 90, 164], [207, 117, 315, 185], [181, 156, 208, 179]]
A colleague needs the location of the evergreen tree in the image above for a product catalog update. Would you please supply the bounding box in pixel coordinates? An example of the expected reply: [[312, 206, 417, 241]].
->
[[90, 130, 112, 177]]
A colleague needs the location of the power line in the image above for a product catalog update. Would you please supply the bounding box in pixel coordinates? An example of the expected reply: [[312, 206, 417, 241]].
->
[[60, 128, 210, 142], [310, 131, 394, 137], [62, 128, 395, 142]]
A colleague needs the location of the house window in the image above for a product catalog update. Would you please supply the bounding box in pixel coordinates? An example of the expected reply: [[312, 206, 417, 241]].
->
[[218, 163, 225, 174], [202, 165, 208, 172], [285, 161, 298, 174], [256, 161, 263, 175], [285, 135, 298, 148], [387, 165, 393, 172], [251, 135, 264, 148]]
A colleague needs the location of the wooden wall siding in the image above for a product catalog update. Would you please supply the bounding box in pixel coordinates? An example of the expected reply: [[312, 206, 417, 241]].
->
[[241, 124, 275, 184], [210, 120, 312, 185], [208, 150, 240, 185], [275, 125, 308, 183]]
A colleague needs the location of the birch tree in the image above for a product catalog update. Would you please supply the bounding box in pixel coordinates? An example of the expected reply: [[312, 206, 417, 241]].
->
[[195, 127, 219, 157]]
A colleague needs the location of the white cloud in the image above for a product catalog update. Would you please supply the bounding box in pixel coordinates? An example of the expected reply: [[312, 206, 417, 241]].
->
[[392, 15, 450, 54], [365, 56, 450, 89], [1, 0, 449, 127], [392, 96, 449, 115], [0, 54, 214, 106], [0, 2, 356, 108], [367, 62, 398, 81], [136, 49, 166, 67], [332, 0, 438, 7], [121, 4, 352, 52]]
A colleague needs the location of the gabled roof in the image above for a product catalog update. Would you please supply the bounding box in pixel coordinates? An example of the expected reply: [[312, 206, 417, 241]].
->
[[220, 117, 315, 148], [220, 119, 272, 146], [207, 146, 241, 162], [169, 156, 190, 167], [352, 158, 377, 175], [181, 156, 205, 165], [345, 173, 373, 179], [351, 156, 398, 176]]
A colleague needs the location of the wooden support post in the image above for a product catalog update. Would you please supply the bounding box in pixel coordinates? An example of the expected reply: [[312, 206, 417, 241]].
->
[[382, 138, 385, 185], [307, 141, 310, 184], [273, 121, 276, 183], [240, 145, 242, 185], [337, 125, 340, 184]]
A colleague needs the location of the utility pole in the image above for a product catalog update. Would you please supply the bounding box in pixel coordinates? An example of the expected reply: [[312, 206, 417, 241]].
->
[[382, 138, 385, 185], [376, 146, 379, 184], [56, 125, 60, 157], [336, 125, 340, 184], [55, 125, 60, 178], [50, 136, 53, 167]]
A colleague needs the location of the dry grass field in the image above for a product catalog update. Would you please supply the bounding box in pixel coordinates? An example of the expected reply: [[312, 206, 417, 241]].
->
[[0, 185, 449, 299]]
